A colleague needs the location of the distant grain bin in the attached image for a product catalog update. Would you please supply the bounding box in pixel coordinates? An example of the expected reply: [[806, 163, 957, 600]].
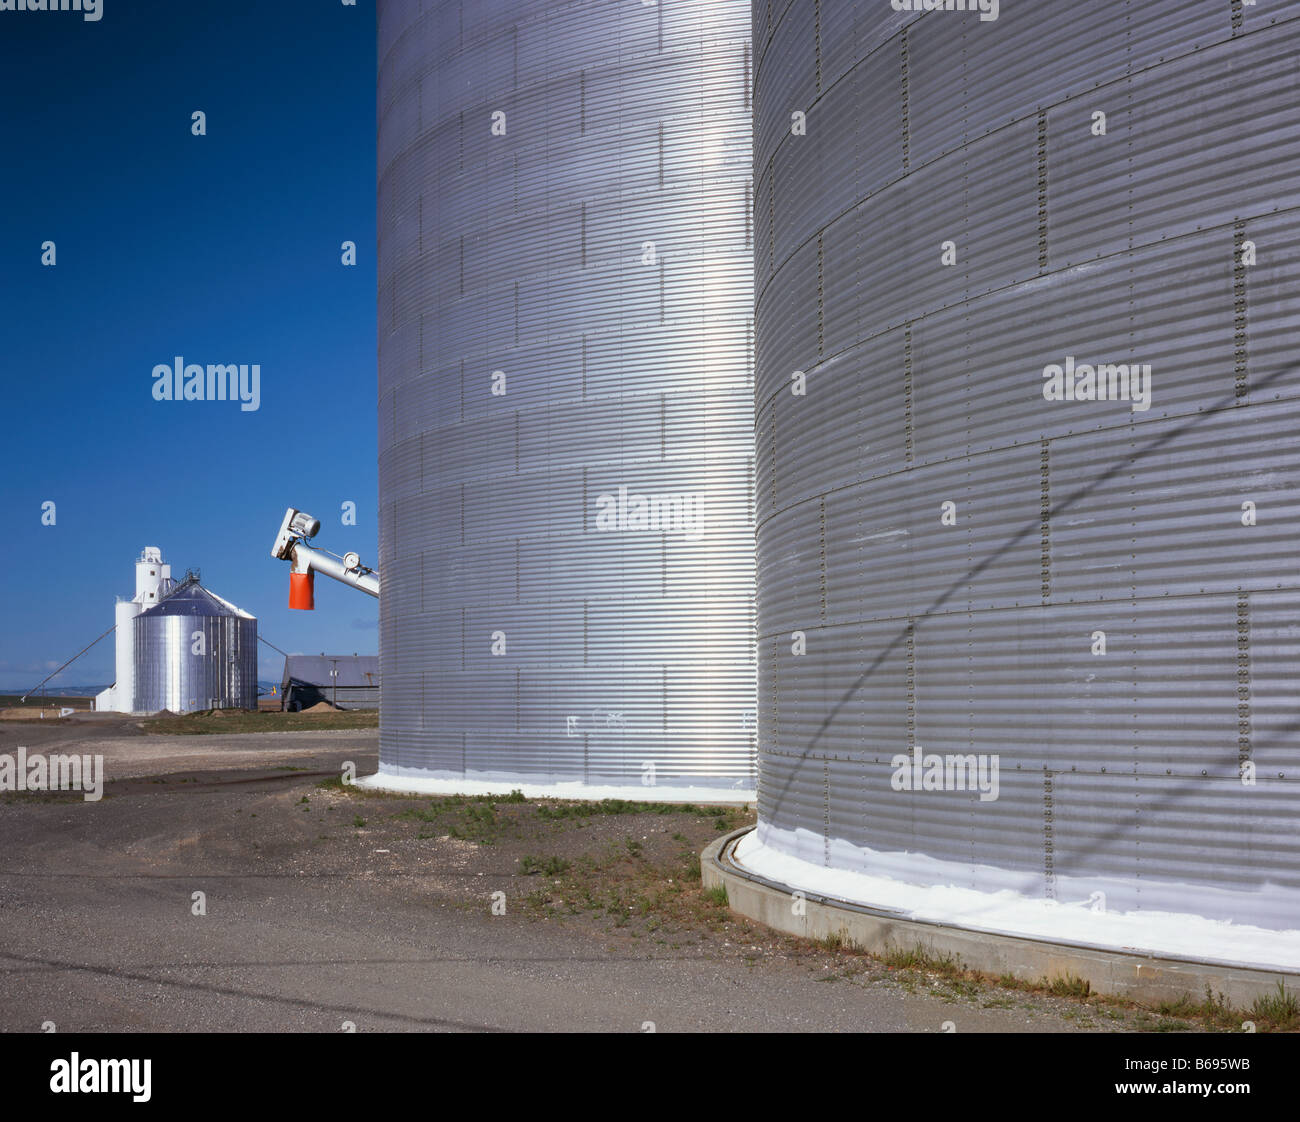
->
[[133, 574, 257, 714], [375, 0, 756, 796], [741, 1, 1300, 954]]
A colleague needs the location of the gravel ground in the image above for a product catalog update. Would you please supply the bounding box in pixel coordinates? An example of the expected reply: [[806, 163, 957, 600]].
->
[[0, 719, 1136, 1032]]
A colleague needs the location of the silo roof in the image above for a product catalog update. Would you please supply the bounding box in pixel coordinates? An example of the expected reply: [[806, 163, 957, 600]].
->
[[138, 578, 254, 619], [281, 655, 378, 689]]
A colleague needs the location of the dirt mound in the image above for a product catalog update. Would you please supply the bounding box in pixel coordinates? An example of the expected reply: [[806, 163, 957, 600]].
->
[[301, 701, 339, 714]]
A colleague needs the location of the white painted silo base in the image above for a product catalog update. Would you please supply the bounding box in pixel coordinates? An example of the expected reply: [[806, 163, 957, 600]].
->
[[357, 765, 754, 805], [733, 826, 1300, 973]]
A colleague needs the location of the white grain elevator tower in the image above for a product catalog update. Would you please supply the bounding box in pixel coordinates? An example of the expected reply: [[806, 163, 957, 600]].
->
[[95, 547, 174, 713]]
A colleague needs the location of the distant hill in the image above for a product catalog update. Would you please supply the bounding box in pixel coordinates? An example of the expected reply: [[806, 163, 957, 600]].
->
[[4, 681, 285, 698], [3, 686, 106, 698]]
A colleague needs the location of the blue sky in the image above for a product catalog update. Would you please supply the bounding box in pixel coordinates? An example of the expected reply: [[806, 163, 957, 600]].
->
[[0, 0, 378, 690]]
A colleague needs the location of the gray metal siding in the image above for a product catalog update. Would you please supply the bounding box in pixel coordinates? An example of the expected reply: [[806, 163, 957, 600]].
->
[[377, 0, 756, 787], [753, 0, 1300, 928], [134, 614, 258, 715]]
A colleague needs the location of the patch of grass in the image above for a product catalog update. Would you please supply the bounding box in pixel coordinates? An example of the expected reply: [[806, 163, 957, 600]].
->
[[141, 708, 378, 734], [520, 855, 571, 877], [534, 799, 732, 821], [1250, 981, 1300, 1031], [937, 977, 984, 1001], [881, 945, 962, 976], [295, 791, 760, 946], [1156, 987, 1235, 1027], [385, 795, 524, 843], [393, 805, 442, 823], [1042, 974, 1092, 999], [1133, 1012, 1192, 1033], [734, 907, 1263, 1035], [1157, 996, 1193, 1017], [314, 775, 389, 797], [0, 694, 92, 710], [352, 815, 366, 828], [508, 819, 753, 941]]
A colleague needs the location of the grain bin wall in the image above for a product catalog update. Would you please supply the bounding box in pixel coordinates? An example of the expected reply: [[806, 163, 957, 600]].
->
[[133, 582, 258, 714], [746, 0, 1300, 940], [376, 0, 756, 792]]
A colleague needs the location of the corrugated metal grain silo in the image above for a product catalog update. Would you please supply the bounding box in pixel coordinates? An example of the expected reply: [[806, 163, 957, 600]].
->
[[134, 577, 258, 714], [741, 0, 1300, 956], [375, 0, 756, 796]]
